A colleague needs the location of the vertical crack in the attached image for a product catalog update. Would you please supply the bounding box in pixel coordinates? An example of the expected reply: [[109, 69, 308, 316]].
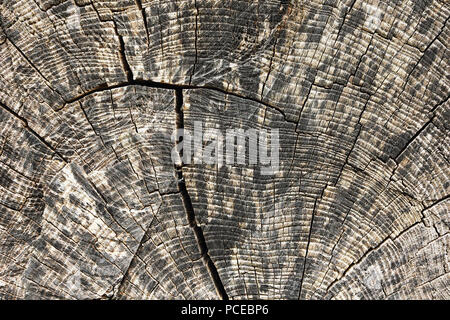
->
[[261, 38, 278, 100], [113, 20, 134, 82], [134, 0, 149, 43], [173, 88, 229, 300], [298, 186, 326, 299]]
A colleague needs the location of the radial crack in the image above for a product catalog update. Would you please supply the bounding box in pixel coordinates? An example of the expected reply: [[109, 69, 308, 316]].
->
[[173, 88, 229, 300], [0, 101, 68, 163], [134, 0, 149, 43], [113, 20, 134, 82], [394, 115, 435, 161], [298, 186, 326, 299]]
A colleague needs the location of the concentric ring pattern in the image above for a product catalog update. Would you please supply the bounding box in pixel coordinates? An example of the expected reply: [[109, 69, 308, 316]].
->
[[0, 0, 448, 299]]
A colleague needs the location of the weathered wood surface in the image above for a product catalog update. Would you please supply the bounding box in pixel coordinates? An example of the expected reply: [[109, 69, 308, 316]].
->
[[0, 0, 448, 299]]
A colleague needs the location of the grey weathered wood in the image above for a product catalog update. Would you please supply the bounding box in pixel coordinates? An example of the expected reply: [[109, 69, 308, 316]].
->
[[0, 0, 448, 299]]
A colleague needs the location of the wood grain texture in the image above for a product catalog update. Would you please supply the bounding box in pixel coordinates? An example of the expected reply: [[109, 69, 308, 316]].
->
[[0, 0, 448, 299]]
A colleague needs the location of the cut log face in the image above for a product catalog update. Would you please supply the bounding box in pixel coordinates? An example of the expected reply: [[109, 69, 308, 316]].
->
[[0, 0, 448, 300]]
